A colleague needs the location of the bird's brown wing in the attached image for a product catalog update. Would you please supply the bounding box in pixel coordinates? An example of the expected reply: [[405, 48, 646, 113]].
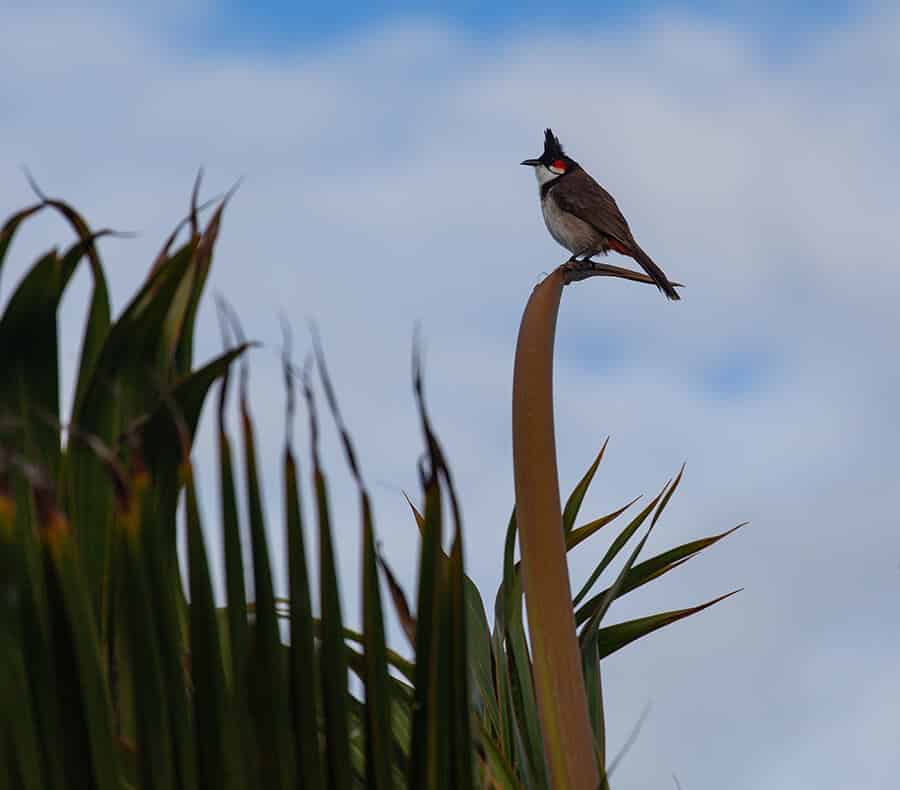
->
[[549, 168, 635, 247], [552, 168, 681, 300]]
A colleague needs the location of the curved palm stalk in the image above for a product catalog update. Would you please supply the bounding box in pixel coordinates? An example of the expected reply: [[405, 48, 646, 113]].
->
[[511, 261, 673, 789]]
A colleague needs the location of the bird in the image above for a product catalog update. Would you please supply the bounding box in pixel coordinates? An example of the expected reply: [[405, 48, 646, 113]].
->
[[521, 128, 680, 300]]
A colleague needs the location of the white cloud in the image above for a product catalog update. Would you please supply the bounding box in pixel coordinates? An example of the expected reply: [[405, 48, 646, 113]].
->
[[2, 4, 899, 787]]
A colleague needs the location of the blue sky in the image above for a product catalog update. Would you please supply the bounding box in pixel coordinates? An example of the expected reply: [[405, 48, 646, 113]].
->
[[210, 0, 855, 51], [2, 1, 899, 787]]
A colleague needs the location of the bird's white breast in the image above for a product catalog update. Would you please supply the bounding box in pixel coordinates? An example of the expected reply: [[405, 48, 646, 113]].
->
[[540, 193, 599, 256]]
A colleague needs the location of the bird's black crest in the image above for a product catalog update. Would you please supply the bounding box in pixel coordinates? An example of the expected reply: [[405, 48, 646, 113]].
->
[[543, 128, 565, 160]]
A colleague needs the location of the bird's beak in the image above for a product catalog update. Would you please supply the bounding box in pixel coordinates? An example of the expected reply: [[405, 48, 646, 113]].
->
[[520, 158, 541, 166]]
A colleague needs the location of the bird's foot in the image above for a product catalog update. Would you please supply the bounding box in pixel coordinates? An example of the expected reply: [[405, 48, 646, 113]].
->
[[562, 256, 597, 275]]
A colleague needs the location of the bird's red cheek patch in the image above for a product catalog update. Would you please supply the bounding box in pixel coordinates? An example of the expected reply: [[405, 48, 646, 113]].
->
[[550, 159, 567, 173]]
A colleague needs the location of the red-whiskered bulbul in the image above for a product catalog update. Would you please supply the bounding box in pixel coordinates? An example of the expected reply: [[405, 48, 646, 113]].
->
[[521, 128, 680, 300]]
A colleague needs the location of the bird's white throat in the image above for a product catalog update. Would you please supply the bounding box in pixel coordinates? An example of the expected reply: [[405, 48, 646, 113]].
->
[[532, 164, 559, 188]]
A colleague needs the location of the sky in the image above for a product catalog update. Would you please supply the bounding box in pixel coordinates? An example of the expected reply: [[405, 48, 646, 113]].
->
[[2, 1, 899, 787]]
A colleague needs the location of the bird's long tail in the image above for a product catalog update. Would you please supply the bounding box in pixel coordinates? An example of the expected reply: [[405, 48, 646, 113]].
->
[[630, 244, 680, 301]]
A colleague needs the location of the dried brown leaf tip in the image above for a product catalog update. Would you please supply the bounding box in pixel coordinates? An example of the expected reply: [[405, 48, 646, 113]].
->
[[378, 549, 417, 647]]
